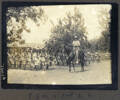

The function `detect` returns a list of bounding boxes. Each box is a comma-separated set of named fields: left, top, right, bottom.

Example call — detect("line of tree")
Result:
left=7, top=6, right=111, bottom=53
left=89, top=7, right=111, bottom=52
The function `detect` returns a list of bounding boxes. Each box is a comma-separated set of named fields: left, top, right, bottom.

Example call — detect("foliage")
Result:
left=7, top=6, right=47, bottom=46
left=45, top=8, right=88, bottom=57
left=97, top=7, right=111, bottom=52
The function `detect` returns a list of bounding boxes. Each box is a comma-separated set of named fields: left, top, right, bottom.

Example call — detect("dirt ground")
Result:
left=8, top=60, right=112, bottom=85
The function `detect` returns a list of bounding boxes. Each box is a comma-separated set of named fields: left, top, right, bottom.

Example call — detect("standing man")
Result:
left=80, top=49, right=85, bottom=72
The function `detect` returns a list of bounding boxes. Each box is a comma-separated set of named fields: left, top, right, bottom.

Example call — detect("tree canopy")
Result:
left=45, top=8, right=88, bottom=56
left=97, top=7, right=111, bottom=52
left=7, top=6, right=47, bottom=46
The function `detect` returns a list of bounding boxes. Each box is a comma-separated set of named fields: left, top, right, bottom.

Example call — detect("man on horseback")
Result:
left=66, top=35, right=81, bottom=72
left=67, top=35, right=86, bottom=72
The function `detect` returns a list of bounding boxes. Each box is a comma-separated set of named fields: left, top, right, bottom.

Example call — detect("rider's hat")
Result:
left=74, top=35, right=78, bottom=39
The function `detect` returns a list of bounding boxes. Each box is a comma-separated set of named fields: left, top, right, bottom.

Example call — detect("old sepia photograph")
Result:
left=2, top=2, right=118, bottom=89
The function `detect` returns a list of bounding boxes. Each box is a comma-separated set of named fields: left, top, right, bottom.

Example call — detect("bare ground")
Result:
left=8, top=60, right=111, bottom=85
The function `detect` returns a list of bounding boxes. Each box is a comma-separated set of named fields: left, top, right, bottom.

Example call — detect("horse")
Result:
left=67, top=50, right=76, bottom=72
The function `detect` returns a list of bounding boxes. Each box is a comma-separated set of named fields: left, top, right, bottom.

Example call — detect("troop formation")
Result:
left=7, top=46, right=101, bottom=72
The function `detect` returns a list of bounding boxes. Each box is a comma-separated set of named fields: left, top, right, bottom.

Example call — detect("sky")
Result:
left=20, top=4, right=111, bottom=44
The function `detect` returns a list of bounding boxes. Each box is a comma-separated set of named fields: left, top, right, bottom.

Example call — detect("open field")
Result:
left=8, top=60, right=111, bottom=85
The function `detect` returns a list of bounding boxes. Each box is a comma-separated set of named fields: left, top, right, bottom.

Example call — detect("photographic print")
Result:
left=1, top=2, right=118, bottom=89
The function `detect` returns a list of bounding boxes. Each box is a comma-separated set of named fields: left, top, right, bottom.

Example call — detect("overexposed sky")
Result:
left=21, top=4, right=111, bottom=44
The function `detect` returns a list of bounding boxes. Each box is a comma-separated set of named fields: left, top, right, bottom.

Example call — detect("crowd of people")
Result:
left=7, top=46, right=101, bottom=71
left=8, top=47, right=53, bottom=70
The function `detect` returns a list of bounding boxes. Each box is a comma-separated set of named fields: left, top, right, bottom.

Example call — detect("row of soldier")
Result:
left=7, top=47, right=101, bottom=70
left=7, top=47, right=54, bottom=70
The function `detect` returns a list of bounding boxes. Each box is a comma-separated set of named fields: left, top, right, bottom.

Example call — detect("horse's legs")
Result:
left=81, top=66, right=84, bottom=72
left=72, top=63, right=75, bottom=72
left=69, top=64, right=71, bottom=72
left=46, top=64, right=49, bottom=70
